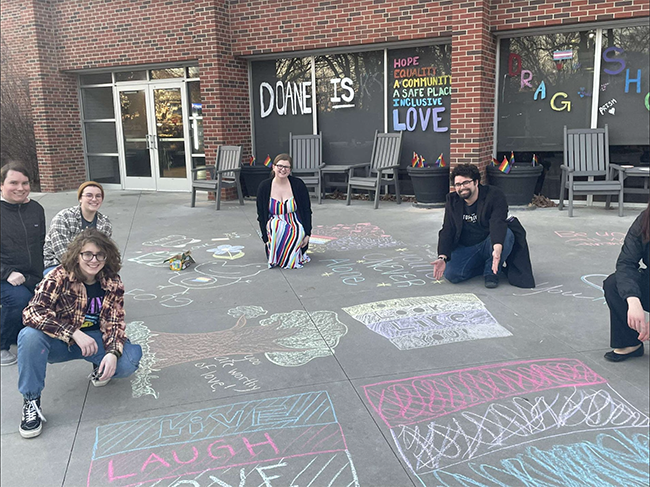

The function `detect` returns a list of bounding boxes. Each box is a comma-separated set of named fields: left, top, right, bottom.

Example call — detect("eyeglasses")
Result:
left=453, top=180, right=474, bottom=189
left=274, top=164, right=291, bottom=171
left=82, top=193, right=103, bottom=200
left=80, top=251, right=107, bottom=262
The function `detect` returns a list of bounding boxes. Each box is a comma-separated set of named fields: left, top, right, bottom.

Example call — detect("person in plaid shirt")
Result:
left=17, top=228, right=142, bottom=438
left=42, top=181, right=112, bottom=274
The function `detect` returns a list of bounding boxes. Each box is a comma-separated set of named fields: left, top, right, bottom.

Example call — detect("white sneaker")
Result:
left=1, top=350, right=17, bottom=366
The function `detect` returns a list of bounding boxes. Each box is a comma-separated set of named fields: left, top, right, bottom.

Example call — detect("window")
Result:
left=388, top=45, right=451, bottom=168
left=80, top=86, right=120, bottom=183
left=497, top=32, right=596, bottom=152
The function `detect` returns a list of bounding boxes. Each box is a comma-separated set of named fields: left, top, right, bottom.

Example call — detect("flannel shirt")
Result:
left=23, top=266, right=127, bottom=354
left=43, top=205, right=112, bottom=267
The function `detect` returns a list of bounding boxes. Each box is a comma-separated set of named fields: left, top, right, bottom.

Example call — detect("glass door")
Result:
left=118, top=86, right=155, bottom=190
left=151, top=84, right=190, bottom=191
left=117, top=82, right=191, bottom=191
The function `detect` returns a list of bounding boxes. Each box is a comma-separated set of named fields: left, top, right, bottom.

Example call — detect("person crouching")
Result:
left=17, top=228, right=142, bottom=438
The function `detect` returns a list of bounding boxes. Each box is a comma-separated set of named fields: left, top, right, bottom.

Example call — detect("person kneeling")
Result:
left=17, top=228, right=142, bottom=439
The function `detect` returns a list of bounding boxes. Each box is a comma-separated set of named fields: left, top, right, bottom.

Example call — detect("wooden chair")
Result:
left=289, top=132, right=325, bottom=204
left=346, top=131, right=403, bottom=209
left=559, top=125, right=623, bottom=217
left=190, top=145, right=244, bottom=210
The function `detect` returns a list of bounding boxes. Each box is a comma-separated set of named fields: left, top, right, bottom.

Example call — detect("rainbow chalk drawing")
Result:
left=309, top=222, right=404, bottom=253
left=126, top=307, right=348, bottom=399
left=343, top=294, right=511, bottom=350
left=87, top=391, right=360, bottom=487
left=363, top=359, right=650, bottom=486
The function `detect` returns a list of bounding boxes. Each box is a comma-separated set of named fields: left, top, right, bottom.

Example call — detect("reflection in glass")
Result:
left=497, top=32, right=595, bottom=151
left=188, top=81, right=203, bottom=116
left=115, top=71, right=147, bottom=82
left=599, top=25, right=650, bottom=147
left=187, top=66, right=200, bottom=78
left=150, top=68, right=185, bottom=79
left=85, top=122, right=118, bottom=153
left=120, top=91, right=152, bottom=177
left=190, top=118, right=204, bottom=153
left=315, top=52, right=384, bottom=165
left=154, top=88, right=186, bottom=178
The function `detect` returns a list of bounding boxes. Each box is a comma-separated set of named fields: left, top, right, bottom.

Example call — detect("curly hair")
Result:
left=61, top=228, right=121, bottom=281
left=450, top=163, right=481, bottom=183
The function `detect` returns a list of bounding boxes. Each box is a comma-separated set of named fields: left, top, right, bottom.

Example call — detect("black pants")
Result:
left=603, top=271, right=650, bottom=348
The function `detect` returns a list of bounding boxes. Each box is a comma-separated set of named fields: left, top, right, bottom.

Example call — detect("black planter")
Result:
left=407, top=166, right=450, bottom=204
left=486, top=164, right=544, bottom=205
left=240, top=165, right=272, bottom=197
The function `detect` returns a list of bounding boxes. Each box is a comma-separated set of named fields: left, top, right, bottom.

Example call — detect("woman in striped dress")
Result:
left=256, top=154, right=312, bottom=269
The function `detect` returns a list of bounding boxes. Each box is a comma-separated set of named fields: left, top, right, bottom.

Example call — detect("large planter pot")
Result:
left=407, top=166, right=450, bottom=205
left=240, top=165, right=272, bottom=197
left=486, top=164, right=543, bottom=206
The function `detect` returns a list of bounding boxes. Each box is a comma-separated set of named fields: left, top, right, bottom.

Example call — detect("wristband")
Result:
left=108, top=350, right=122, bottom=359
left=437, top=256, right=448, bottom=263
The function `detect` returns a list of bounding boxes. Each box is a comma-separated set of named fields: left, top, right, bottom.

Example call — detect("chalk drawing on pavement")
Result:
left=87, top=391, right=360, bottom=487
left=513, top=273, right=607, bottom=304
left=308, top=222, right=404, bottom=253
left=343, top=294, right=511, bottom=350
left=362, top=358, right=649, bottom=486
left=127, top=307, right=348, bottom=399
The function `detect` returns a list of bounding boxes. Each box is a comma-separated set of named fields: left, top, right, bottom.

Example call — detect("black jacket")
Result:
left=437, top=184, right=509, bottom=259
left=437, top=185, right=535, bottom=288
left=1, top=199, right=46, bottom=291
left=615, top=211, right=650, bottom=301
left=256, top=175, right=313, bottom=243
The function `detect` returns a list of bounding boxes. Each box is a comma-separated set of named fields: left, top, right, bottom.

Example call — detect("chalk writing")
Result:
left=343, top=294, right=511, bottom=350
left=319, top=249, right=435, bottom=287
left=87, top=391, right=360, bottom=486
left=554, top=230, right=625, bottom=247
left=309, top=223, right=403, bottom=253
left=195, top=358, right=261, bottom=393
left=362, top=359, right=649, bottom=486
left=513, top=273, right=607, bottom=304
left=127, top=308, right=348, bottom=398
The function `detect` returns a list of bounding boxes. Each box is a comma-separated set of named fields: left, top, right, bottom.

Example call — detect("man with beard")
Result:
left=432, top=164, right=515, bottom=289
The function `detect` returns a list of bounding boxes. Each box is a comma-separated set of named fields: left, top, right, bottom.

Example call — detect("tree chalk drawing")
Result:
left=126, top=307, right=348, bottom=399
left=363, top=359, right=649, bottom=486
left=343, top=294, right=511, bottom=350
left=87, top=391, right=360, bottom=487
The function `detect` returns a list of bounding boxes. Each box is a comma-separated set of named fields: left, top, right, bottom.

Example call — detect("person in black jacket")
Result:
left=1, top=162, right=46, bottom=366
left=433, top=164, right=516, bottom=289
left=256, top=154, right=312, bottom=269
left=603, top=200, right=650, bottom=362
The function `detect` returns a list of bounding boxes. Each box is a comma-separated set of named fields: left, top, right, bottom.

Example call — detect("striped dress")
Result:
left=266, top=197, right=310, bottom=269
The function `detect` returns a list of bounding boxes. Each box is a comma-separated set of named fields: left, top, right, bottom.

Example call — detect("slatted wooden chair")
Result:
left=345, top=131, right=403, bottom=209
left=559, top=125, right=623, bottom=217
left=190, top=145, right=244, bottom=210
left=289, top=132, right=325, bottom=204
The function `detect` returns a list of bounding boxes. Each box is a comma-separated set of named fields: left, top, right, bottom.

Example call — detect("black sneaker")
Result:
left=484, top=275, right=499, bottom=289
left=20, top=397, right=46, bottom=438
left=89, top=364, right=111, bottom=387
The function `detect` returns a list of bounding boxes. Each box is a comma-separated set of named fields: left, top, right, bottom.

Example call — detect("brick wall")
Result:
left=2, top=0, right=648, bottom=191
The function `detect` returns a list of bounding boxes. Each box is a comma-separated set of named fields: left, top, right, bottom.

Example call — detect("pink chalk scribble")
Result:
left=362, top=358, right=606, bottom=428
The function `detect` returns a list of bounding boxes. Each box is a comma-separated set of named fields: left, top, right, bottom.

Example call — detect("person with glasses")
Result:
left=16, top=228, right=142, bottom=438
left=433, top=163, right=533, bottom=289
left=1, top=163, right=46, bottom=367
left=256, top=154, right=312, bottom=269
left=42, top=181, right=112, bottom=275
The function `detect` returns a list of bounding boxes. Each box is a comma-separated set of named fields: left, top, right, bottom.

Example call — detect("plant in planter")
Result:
left=486, top=152, right=543, bottom=206
left=240, top=154, right=272, bottom=197
left=406, top=152, right=450, bottom=206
